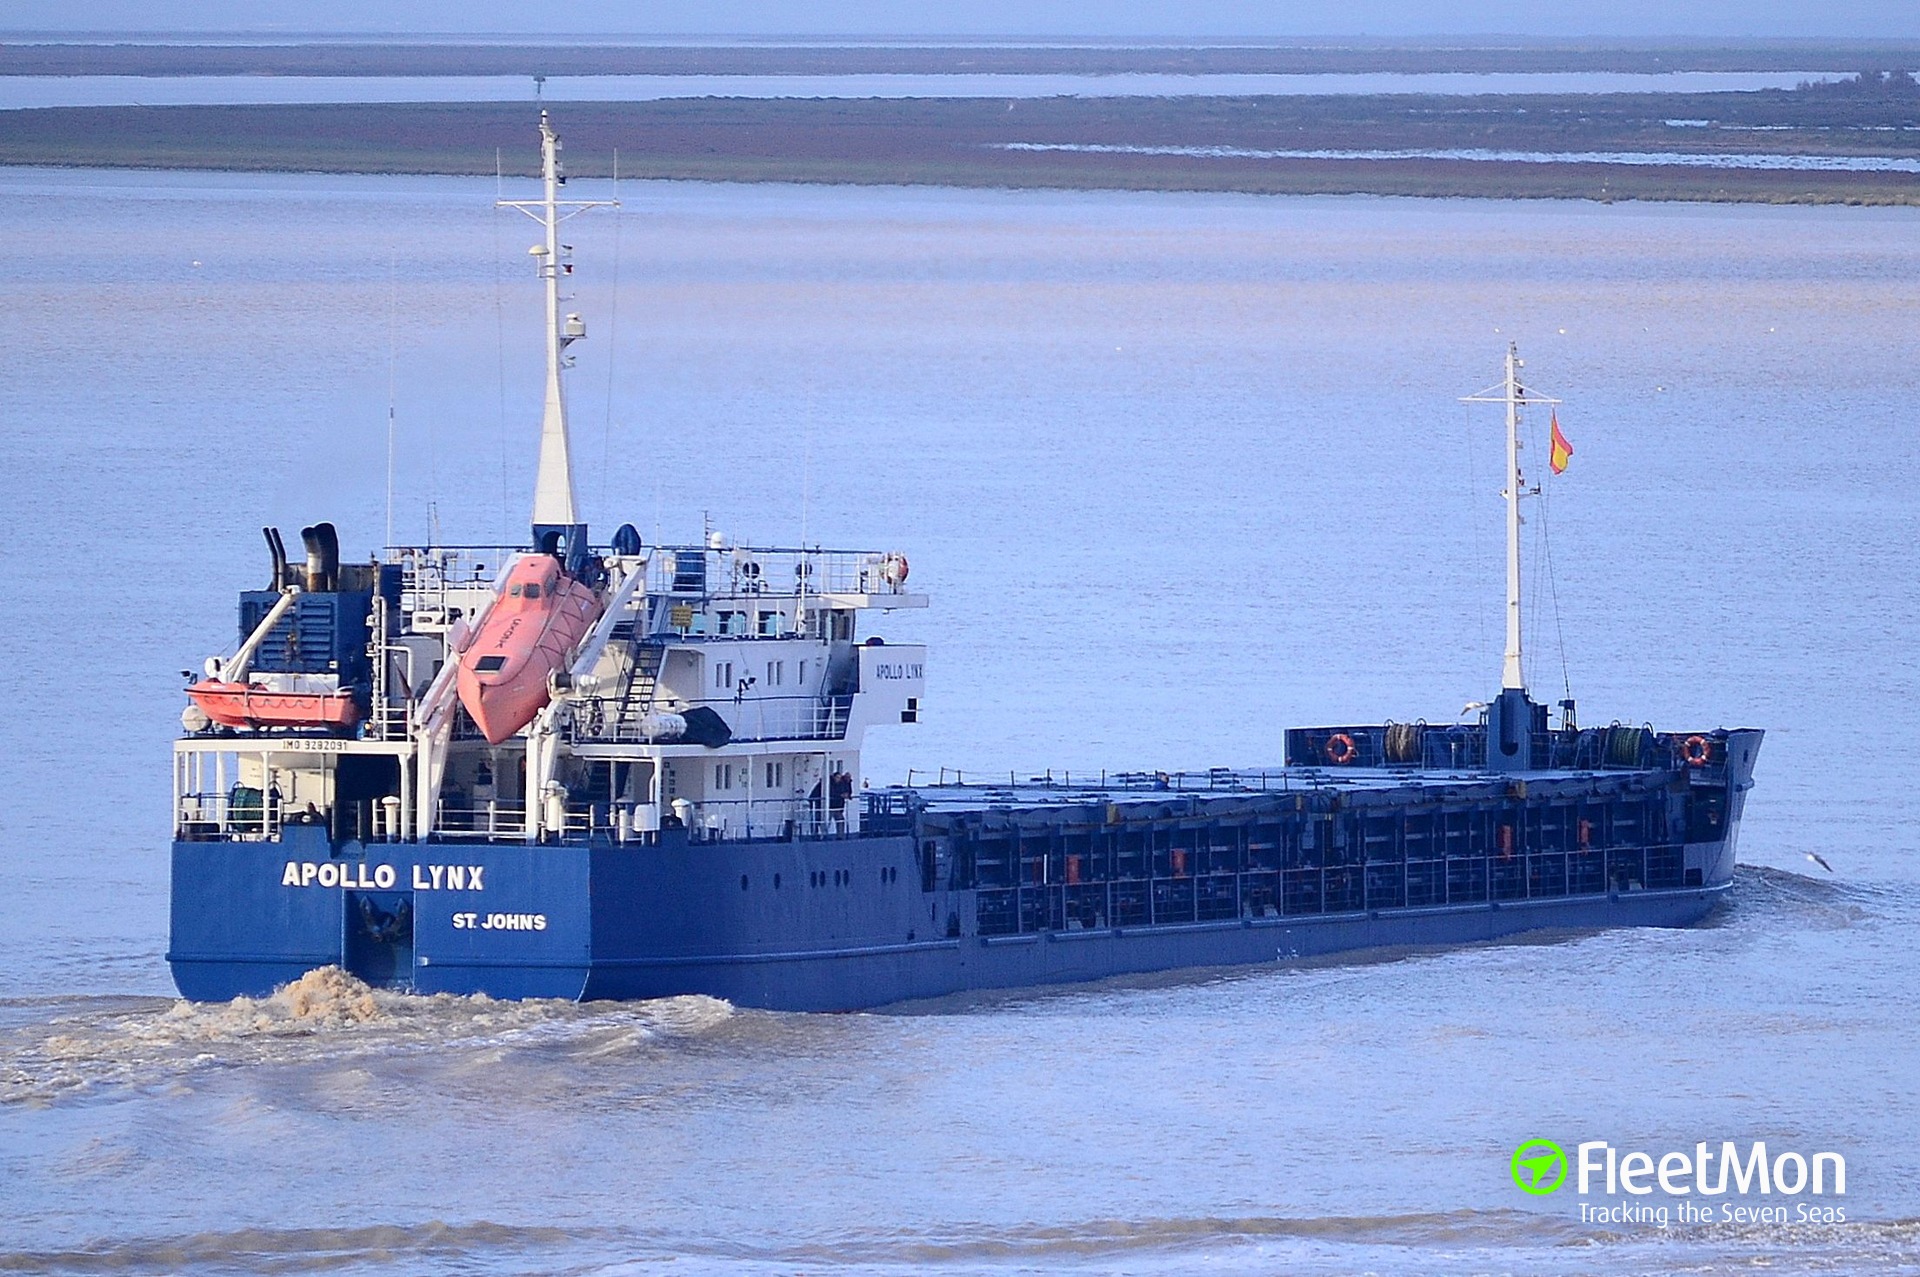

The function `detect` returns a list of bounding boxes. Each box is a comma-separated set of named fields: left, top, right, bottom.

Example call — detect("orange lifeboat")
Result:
left=187, top=680, right=361, bottom=731
left=456, top=555, right=603, bottom=744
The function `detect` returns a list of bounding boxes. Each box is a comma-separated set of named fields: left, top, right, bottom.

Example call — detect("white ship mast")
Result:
left=1462, top=344, right=1559, bottom=693
left=497, top=111, right=617, bottom=532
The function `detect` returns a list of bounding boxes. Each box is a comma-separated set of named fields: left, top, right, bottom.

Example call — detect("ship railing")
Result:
left=641, top=545, right=912, bottom=602
left=364, top=623, right=418, bottom=741
left=551, top=801, right=663, bottom=844
left=433, top=801, right=529, bottom=841
left=430, top=801, right=670, bottom=844
left=176, top=789, right=341, bottom=841
left=564, top=694, right=851, bottom=745
left=1286, top=722, right=1680, bottom=773
left=1545, top=724, right=1666, bottom=770
left=1653, top=729, right=1729, bottom=772
left=862, top=789, right=919, bottom=835
left=384, top=542, right=914, bottom=605
left=387, top=546, right=506, bottom=597
left=903, top=768, right=1301, bottom=793
left=1286, top=725, right=1488, bottom=771
left=365, top=699, right=412, bottom=742
left=176, top=789, right=280, bottom=841
left=678, top=797, right=863, bottom=843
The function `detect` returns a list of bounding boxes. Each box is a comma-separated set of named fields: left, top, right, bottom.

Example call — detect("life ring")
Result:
left=1325, top=733, right=1358, bottom=765
left=1682, top=734, right=1712, bottom=767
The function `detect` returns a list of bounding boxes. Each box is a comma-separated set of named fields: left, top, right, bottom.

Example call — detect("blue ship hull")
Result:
left=168, top=828, right=1729, bottom=1011
left=170, top=730, right=1758, bottom=1011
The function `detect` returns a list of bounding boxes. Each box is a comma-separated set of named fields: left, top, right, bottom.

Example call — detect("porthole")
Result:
left=774, top=873, right=782, bottom=889
left=740, top=875, right=749, bottom=891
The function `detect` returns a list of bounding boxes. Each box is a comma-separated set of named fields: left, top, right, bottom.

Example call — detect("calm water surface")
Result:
left=0, top=170, right=1917, bottom=1274
left=997, top=140, right=1920, bottom=170
left=0, top=69, right=1842, bottom=109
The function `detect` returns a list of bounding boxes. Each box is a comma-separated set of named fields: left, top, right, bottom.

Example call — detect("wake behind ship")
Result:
left=168, top=115, right=1761, bottom=1012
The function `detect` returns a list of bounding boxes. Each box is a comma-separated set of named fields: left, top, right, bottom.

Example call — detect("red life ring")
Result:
left=1325, top=733, right=1358, bottom=765
left=1682, top=735, right=1712, bottom=767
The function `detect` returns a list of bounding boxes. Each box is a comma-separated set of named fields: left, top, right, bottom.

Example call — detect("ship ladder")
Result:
left=612, top=637, right=665, bottom=740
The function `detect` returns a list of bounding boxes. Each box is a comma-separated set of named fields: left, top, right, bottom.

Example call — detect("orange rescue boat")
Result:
left=187, top=680, right=362, bottom=731
left=456, top=554, right=603, bottom=744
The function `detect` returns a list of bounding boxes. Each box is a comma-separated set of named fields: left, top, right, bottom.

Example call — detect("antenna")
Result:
left=1461, top=344, right=1560, bottom=693
left=497, top=111, right=618, bottom=540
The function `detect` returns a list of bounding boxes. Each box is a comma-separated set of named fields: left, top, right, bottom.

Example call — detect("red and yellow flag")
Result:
left=1549, top=410, right=1573, bottom=474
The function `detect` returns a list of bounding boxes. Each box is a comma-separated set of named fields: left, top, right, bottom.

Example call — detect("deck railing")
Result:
left=385, top=542, right=914, bottom=604
left=563, top=694, right=851, bottom=745
left=1283, top=722, right=1713, bottom=773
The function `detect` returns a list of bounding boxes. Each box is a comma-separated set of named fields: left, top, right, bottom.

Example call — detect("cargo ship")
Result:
left=167, top=115, right=1761, bottom=1011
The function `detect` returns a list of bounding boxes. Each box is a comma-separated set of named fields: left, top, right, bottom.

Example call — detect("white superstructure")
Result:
left=172, top=113, right=927, bottom=849
left=407, top=540, right=925, bottom=843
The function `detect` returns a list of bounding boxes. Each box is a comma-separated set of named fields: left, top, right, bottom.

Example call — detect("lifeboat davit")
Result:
left=186, top=681, right=361, bottom=731
left=456, top=554, right=603, bottom=745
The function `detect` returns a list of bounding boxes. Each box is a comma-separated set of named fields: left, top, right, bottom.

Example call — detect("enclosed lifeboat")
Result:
left=456, top=554, right=603, bottom=744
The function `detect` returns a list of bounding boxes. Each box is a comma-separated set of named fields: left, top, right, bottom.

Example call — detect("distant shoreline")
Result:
left=3, top=91, right=1916, bottom=205
left=2, top=39, right=1918, bottom=78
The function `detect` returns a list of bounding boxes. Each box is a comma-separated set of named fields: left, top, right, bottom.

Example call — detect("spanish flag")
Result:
left=1549, top=410, right=1573, bottom=475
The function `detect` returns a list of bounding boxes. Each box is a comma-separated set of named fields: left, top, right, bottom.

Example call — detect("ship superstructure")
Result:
left=167, top=116, right=1759, bottom=1010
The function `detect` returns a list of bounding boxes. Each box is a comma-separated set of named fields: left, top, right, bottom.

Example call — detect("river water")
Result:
left=1, top=168, right=1917, bottom=1274
left=0, top=69, right=1841, bottom=110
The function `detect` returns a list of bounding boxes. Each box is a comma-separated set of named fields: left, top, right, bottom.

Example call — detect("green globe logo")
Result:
left=1511, top=1139, right=1568, bottom=1195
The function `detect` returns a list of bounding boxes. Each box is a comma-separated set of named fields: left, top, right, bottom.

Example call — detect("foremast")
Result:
left=1462, top=344, right=1560, bottom=769
left=497, top=110, right=616, bottom=542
